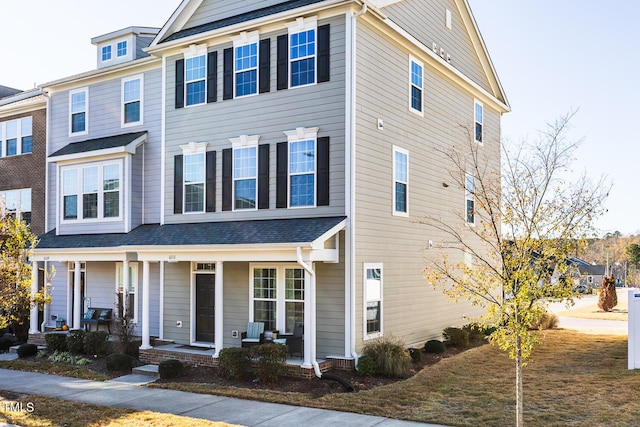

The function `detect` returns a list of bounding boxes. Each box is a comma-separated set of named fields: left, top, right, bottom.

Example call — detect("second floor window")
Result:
left=393, top=147, right=408, bottom=215
left=70, top=88, right=88, bottom=134
left=466, top=173, right=475, bottom=224
left=234, top=146, right=257, bottom=210
left=0, top=117, right=32, bottom=157
left=183, top=152, right=205, bottom=213
left=410, top=57, right=423, bottom=114
left=289, top=139, right=315, bottom=207
left=122, top=76, right=142, bottom=125
left=61, top=161, right=121, bottom=221
left=290, top=28, right=316, bottom=87
left=185, top=55, right=206, bottom=106
left=0, top=188, right=31, bottom=225
left=235, top=43, right=258, bottom=97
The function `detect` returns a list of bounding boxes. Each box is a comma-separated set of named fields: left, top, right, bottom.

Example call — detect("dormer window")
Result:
left=102, top=46, right=112, bottom=61
left=117, top=41, right=127, bottom=57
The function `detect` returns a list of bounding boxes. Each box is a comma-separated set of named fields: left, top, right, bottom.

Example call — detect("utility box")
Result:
left=628, top=289, right=640, bottom=369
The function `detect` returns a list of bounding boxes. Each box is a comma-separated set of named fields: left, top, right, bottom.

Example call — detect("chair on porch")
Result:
left=241, top=322, right=265, bottom=348
left=288, top=323, right=303, bottom=358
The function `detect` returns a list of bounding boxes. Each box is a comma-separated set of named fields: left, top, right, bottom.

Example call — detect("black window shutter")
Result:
left=222, top=148, right=232, bottom=211
left=206, top=151, right=216, bottom=212
left=174, top=155, right=183, bottom=214
left=223, top=48, right=233, bottom=100
left=317, top=25, right=330, bottom=83
left=175, top=59, right=184, bottom=109
left=276, top=34, right=288, bottom=90
left=258, top=144, right=270, bottom=209
left=317, top=137, right=330, bottom=206
left=276, top=142, right=288, bottom=208
left=207, top=51, right=217, bottom=103
left=259, top=39, right=271, bottom=94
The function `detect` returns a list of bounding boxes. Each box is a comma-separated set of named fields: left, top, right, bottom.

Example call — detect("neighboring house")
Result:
left=31, top=0, right=509, bottom=374
left=0, top=85, right=22, bottom=100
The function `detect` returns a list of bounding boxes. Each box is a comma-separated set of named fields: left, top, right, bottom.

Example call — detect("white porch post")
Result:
left=29, top=261, right=39, bottom=333
left=302, top=264, right=316, bottom=368
left=122, top=260, right=129, bottom=317
left=73, top=261, right=82, bottom=329
left=159, top=261, right=165, bottom=340
left=140, top=261, right=151, bottom=349
left=214, top=261, right=223, bottom=357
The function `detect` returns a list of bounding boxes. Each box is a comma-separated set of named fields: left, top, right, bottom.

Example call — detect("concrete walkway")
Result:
left=0, top=368, right=444, bottom=427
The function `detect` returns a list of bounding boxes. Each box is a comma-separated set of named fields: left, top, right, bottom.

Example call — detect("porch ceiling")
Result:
left=32, top=216, right=346, bottom=262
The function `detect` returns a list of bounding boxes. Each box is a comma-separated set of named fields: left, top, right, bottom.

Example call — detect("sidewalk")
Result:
left=0, top=368, right=444, bottom=427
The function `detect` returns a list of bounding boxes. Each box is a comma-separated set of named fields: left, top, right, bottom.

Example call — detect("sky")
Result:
left=1, top=1, right=637, bottom=235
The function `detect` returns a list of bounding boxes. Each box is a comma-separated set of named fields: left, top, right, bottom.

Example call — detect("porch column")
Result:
left=214, top=261, right=223, bottom=357
left=122, top=260, right=129, bottom=317
left=302, top=264, right=316, bottom=368
left=159, top=261, right=165, bottom=340
left=29, top=261, right=39, bottom=333
left=140, top=261, right=151, bottom=349
left=73, top=261, right=82, bottom=329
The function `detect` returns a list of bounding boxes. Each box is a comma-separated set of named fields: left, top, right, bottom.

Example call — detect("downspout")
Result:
left=348, top=1, right=368, bottom=366
left=296, top=246, right=322, bottom=378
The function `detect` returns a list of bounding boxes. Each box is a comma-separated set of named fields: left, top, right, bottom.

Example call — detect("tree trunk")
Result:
left=516, top=334, right=524, bottom=427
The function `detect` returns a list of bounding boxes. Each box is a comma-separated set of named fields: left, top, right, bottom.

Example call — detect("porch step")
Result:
left=132, top=364, right=160, bottom=378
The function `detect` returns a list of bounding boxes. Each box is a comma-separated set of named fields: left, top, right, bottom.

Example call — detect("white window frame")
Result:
left=363, top=263, right=383, bottom=340
left=117, top=40, right=127, bottom=57
left=474, top=100, right=483, bottom=144
left=465, top=172, right=475, bottom=225
left=286, top=16, right=318, bottom=88
left=0, top=117, right=32, bottom=158
left=249, top=264, right=306, bottom=335
left=101, top=45, right=112, bottom=62
left=69, top=87, right=89, bottom=136
left=409, top=56, right=424, bottom=116
left=182, top=44, right=208, bottom=107
left=121, top=74, right=144, bottom=127
left=59, top=159, right=123, bottom=223
left=285, top=127, right=318, bottom=208
left=232, top=31, right=259, bottom=98
left=230, top=135, right=260, bottom=211
left=180, top=142, right=208, bottom=213
left=392, top=146, right=409, bottom=217
left=0, top=188, right=31, bottom=223
left=116, top=263, right=138, bottom=324
left=445, top=9, right=452, bottom=30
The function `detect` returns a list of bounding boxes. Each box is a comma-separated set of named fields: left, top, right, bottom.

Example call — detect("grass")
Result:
left=152, top=330, right=640, bottom=426
left=0, top=393, right=242, bottom=427
left=0, top=359, right=111, bottom=381
left=558, top=305, right=628, bottom=321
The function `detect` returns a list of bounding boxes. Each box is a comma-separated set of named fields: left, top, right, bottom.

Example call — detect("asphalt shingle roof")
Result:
left=36, top=216, right=346, bottom=249
left=161, top=0, right=326, bottom=43
left=49, top=131, right=147, bottom=158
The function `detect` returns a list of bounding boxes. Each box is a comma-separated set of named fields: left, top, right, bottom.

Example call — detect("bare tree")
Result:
left=423, top=111, right=610, bottom=426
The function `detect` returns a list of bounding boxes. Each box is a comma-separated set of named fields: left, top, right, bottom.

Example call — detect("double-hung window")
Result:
left=69, top=87, right=88, bottom=135
left=364, top=264, right=383, bottom=338
left=289, top=139, right=315, bottom=207
left=233, top=145, right=257, bottom=210
left=117, top=41, right=127, bottom=57
left=183, top=152, right=205, bottom=213
left=288, top=18, right=317, bottom=87
left=21, top=117, right=32, bottom=154
left=251, top=265, right=305, bottom=334
left=122, top=75, right=143, bottom=126
left=474, top=100, right=483, bottom=144
left=393, top=146, right=408, bottom=215
left=0, top=188, right=31, bottom=224
left=409, top=56, right=423, bottom=115
left=185, top=53, right=206, bottom=106
left=5, top=120, right=17, bottom=156
left=465, top=173, right=475, bottom=225
left=0, top=117, right=31, bottom=157
left=234, top=33, right=258, bottom=97
left=61, top=161, right=121, bottom=222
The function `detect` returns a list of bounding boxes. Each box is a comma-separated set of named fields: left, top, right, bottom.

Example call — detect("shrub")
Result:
left=17, top=343, right=38, bottom=358
left=158, top=359, right=185, bottom=379
left=424, top=340, right=446, bottom=354
left=355, top=355, right=376, bottom=376
left=105, top=353, right=132, bottom=372
left=598, top=275, right=617, bottom=312
left=408, top=347, right=423, bottom=363
left=250, top=343, right=287, bottom=384
left=45, top=333, right=68, bottom=353
left=361, top=335, right=412, bottom=378
left=443, top=327, right=469, bottom=349
left=0, top=338, right=12, bottom=352
left=48, top=351, right=91, bottom=366
left=85, top=331, right=110, bottom=356
left=66, top=330, right=86, bottom=354
left=530, top=312, right=559, bottom=330
left=218, top=347, right=250, bottom=380
left=463, top=323, right=488, bottom=342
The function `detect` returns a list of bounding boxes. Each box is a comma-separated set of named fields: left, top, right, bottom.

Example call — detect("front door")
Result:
left=195, top=274, right=215, bottom=342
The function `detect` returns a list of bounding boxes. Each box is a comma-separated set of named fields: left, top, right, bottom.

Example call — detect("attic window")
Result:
left=102, top=46, right=112, bottom=61
left=445, top=9, right=452, bottom=30
left=117, top=41, right=127, bottom=57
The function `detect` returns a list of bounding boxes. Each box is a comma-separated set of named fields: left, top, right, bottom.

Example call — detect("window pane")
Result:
left=289, top=140, right=315, bottom=173
left=185, top=55, right=206, bottom=81
left=103, top=164, right=120, bottom=191
left=72, top=112, right=85, bottom=133
left=104, top=191, right=119, bottom=218
left=83, top=167, right=99, bottom=193
left=6, top=139, right=17, bottom=156
left=367, top=301, right=381, bottom=334
left=466, top=199, right=474, bottom=224
left=236, top=70, right=257, bottom=97
left=285, top=302, right=304, bottom=334
left=411, top=86, right=422, bottom=111
left=186, top=81, right=205, bottom=105
left=285, top=268, right=304, bottom=300
left=124, top=102, right=140, bottom=123
left=64, top=195, right=77, bottom=219
left=21, top=136, right=32, bottom=154
left=21, top=117, right=32, bottom=136
left=291, top=58, right=315, bottom=87
left=233, top=147, right=257, bottom=179
left=395, top=182, right=406, bottom=213
left=117, top=41, right=127, bottom=57
left=411, top=61, right=422, bottom=88
left=5, top=120, right=17, bottom=139
left=290, top=174, right=314, bottom=207
left=254, top=301, right=276, bottom=332
left=475, top=122, right=483, bottom=143
left=124, top=79, right=140, bottom=102
left=184, top=153, right=205, bottom=183
left=235, top=179, right=256, bottom=209
left=395, top=151, right=407, bottom=182
left=71, top=92, right=85, bottom=113
left=184, top=183, right=204, bottom=212
left=253, top=268, right=276, bottom=299
left=63, top=170, right=77, bottom=194
left=19, top=189, right=31, bottom=212
left=83, top=193, right=98, bottom=218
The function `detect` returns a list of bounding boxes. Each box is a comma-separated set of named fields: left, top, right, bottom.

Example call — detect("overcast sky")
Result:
left=1, top=0, right=637, bottom=235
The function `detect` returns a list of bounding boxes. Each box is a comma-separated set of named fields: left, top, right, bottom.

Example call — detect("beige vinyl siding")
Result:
left=352, top=20, right=499, bottom=349
left=381, top=0, right=492, bottom=93
left=162, top=262, right=191, bottom=344
left=184, top=0, right=291, bottom=29
left=164, top=17, right=346, bottom=223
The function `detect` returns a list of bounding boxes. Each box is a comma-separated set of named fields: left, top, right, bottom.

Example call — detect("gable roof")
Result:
left=48, top=131, right=147, bottom=162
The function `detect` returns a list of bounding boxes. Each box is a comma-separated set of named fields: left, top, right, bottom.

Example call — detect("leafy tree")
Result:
left=0, top=213, right=48, bottom=341
left=424, top=112, right=609, bottom=426
left=626, top=243, right=640, bottom=269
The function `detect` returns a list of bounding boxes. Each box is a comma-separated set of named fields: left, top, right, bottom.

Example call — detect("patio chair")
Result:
left=241, top=322, right=265, bottom=348
left=288, top=324, right=303, bottom=357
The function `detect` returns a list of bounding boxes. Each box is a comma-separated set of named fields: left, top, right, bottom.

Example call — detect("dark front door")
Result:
left=196, top=274, right=215, bottom=342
